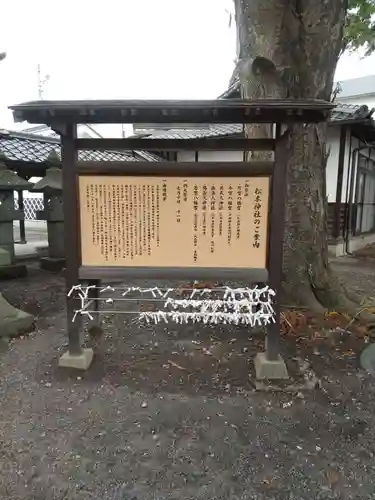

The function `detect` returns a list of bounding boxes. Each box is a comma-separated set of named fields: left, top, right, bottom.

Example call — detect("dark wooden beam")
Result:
left=333, top=126, right=347, bottom=239
left=79, top=266, right=268, bottom=282
left=75, top=137, right=275, bottom=151
left=10, top=98, right=334, bottom=125
left=76, top=161, right=274, bottom=176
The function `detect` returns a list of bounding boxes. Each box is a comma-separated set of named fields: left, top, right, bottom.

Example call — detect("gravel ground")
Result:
left=0, top=258, right=374, bottom=500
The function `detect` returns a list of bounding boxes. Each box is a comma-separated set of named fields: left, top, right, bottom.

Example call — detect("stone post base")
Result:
left=0, top=263, right=28, bottom=280
left=40, top=257, right=65, bottom=272
left=0, top=248, right=27, bottom=279
left=254, top=352, right=289, bottom=380
left=0, top=293, right=34, bottom=337
left=58, top=348, right=94, bottom=370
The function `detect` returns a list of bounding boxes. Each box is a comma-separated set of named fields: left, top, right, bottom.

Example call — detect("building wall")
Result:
left=177, top=150, right=243, bottom=162
left=326, top=127, right=341, bottom=202
left=336, top=95, right=375, bottom=109
left=177, top=128, right=343, bottom=203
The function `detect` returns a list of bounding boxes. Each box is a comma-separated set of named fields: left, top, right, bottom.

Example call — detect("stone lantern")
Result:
left=0, top=152, right=32, bottom=278
left=31, top=151, right=65, bottom=271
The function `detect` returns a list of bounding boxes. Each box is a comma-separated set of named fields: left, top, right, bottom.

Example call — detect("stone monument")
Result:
left=32, top=151, right=65, bottom=272
left=0, top=152, right=31, bottom=278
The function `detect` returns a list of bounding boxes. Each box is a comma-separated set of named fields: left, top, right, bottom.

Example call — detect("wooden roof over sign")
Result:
left=10, top=99, right=335, bottom=125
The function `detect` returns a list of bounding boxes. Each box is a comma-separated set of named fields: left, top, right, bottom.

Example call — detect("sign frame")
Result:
left=9, top=98, right=333, bottom=373
left=76, top=162, right=272, bottom=282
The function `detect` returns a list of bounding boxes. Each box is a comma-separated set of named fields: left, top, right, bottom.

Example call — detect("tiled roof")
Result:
left=20, top=124, right=59, bottom=138
left=0, top=130, right=162, bottom=163
left=135, top=124, right=244, bottom=140
left=20, top=124, right=163, bottom=162
left=330, top=103, right=373, bottom=122
left=133, top=149, right=166, bottom=161
left=218, top=79, right=375, bottom=121
left=135, top=102, right=374, bottom=141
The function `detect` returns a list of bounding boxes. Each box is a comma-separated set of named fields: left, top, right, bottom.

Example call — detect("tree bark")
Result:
left=233, top=0, right=356, bottom=312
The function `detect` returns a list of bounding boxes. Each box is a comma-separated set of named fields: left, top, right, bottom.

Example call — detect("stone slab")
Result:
left=0, top=293, right=34, bottom=337
left=0, top=248, right=11, bottom=266
left=360, top=343, right=375, bottom=377
left=58, top=348, right=94, bottom=370
left=0, top=263, right=27, bottom=280
left=254, top=352, right=289, bottom=380
left=40, top=256, right=65, bottom=272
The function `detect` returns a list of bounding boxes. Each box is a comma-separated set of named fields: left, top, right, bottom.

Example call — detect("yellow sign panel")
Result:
left=78, top=176, right=269, bottom=268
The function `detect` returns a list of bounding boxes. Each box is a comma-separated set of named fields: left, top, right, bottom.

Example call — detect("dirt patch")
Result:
left=0, top=260, right=375, bottom=499
left=353, top=243, right=375, bottom=259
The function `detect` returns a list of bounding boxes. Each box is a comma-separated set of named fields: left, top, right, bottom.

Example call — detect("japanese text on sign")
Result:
left=79, top=176, right=270, bottom=268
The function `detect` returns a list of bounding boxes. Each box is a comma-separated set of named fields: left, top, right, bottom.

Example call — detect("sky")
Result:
left=0, top=0, right=374, bottom=131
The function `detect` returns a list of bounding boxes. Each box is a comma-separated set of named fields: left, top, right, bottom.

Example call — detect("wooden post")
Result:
left=60, top=123, right=82, bottom=356
left=266, top=129, right=288, bottom=361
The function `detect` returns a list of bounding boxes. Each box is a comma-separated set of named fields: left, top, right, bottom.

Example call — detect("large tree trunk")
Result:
left=233, top=0, right=356, bottom=312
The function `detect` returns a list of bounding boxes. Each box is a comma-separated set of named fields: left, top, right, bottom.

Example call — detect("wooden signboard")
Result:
left=78, top=176, right=270, bottom=269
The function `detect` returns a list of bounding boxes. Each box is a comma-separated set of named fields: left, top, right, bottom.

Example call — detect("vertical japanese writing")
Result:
left=151, top=185, right=155, bottom=240
left=138, top=185, right=143, bottom=256
left=82, top=177, right=267, bottom=267
left=253, top=187, right=263, bottom=249
left=236, top=184, right=242, bottom=240
left=156, top=185, right=160, bottom=246
left=227, top=184, right=233, bottom=245
left=162, top=179, right=167, bottom=202
left=110, top=184, right=115, bottom=260
left=193, top=183, right=198, bottom=262
left=120, top=184, right=126, bottom=258
left=244, top=180, right=250, bottom=198
left=142, top=185, right=147, bottom=254
left=133, top=185, right=138, bottom=256
left=147, top=184, right=152, bottom=255
left=95, top=185, right=100, bottom=249
left=210, top=184, right=216, bottom=254
left=125, top=185, right=130, bottom=258
left=103, top=185, right=109, bottom=261
left=86, top=184, right=101, bottom=247
left=115, top=184, right=120, bottom=259
left=129, top=185, right=134, bottom=259
left=85, top=185, right=92, bottom=243
left=176, top=184, right=181, bottom=223
left=183, top=180, right=188, bottom=202
left=202, top=184, right=208, bottom=235
left=106, top=185, right=110, bottom=257
left=218, top=184, right=224, bottom=237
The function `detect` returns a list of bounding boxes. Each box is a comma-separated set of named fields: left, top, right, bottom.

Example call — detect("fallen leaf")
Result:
left=326, top=470, right=340, bottom=488
left=168, top=360, right=187, bottom=371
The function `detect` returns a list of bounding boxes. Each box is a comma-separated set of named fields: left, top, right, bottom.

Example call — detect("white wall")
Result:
left=177, top=151, right=195, bottom=162
left=326, top=127, right=340, bottom=202
left=177, top=150, right=243, bottom=162
left=198, top=151, right=243, bottom=162
left=326, top=126, right=356, bottom=204
left=177, top=131, right=343, bottom=203
left=336, top=95, right=375, bottom=110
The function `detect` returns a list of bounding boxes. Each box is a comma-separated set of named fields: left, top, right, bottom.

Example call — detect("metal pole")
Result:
left=17, top=190, right=26, bottom=244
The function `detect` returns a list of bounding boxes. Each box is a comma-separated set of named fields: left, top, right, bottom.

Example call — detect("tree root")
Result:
left=310, top=272, right=375, bottom=323
left=342, top=286, right=363, bottom=305
left=282, top=279, right=326, bottom=315
left=299, top=287, right=327, bottom=315
left=283, top=266, right=375, bottom=324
